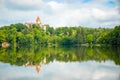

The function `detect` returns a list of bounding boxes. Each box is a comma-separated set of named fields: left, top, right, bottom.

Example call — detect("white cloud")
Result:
left=115, top=0, right=120, bottom=12
left=0, top=0, right=120, bottom=28
left=92, top=8, right=119, bottom=20
left=2, top=0, right=45, bottom=11
left=47, top=1, right=65, bottom=10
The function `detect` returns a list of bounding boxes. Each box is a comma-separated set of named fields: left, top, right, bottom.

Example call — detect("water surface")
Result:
left=0, top=46, right=120, bottom=80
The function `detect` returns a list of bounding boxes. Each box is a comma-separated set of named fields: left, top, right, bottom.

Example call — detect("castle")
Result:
left=25, top=16, right=46, bottom=30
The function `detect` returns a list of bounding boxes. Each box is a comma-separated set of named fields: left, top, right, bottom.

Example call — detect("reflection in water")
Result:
left=0, top=46, right=120, bottom=66
left=24, top=58, right=46, bottom=73
left=0, top=46, right=120, bottom=80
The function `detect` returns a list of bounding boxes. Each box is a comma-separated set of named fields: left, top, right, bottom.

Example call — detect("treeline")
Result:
left=0, top=23, right=120, bottom=47
left=99, top=25, right=120, bottom=45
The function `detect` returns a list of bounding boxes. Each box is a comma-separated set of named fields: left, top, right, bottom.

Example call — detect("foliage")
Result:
left=86, top=34, right=93, bottom=45
left=0, top=23, right=119, bottom=47
left=99, top=25, right=120, bottom=45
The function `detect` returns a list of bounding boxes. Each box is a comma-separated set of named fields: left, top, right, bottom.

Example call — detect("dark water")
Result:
left=0, top=46, right=120, bottom=80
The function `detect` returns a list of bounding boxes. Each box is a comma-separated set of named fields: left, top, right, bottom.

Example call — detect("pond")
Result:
left=0, top=46, right=120, bottom=80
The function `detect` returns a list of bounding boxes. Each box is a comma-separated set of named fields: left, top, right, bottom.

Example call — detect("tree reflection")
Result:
left=0, top=46, right=120, bottom=67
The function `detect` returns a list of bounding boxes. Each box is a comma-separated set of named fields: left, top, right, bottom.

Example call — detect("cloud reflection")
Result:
left=0, top=60, right=120, bottom=80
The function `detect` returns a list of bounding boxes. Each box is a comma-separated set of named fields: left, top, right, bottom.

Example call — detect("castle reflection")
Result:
left=24, top=58, right=46, bottom=73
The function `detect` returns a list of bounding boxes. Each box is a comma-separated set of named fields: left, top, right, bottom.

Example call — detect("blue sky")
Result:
left=0, top=0, right=120, bottom=28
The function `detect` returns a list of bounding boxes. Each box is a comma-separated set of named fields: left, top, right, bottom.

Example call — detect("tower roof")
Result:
left=36, top=16, right=40, bottom=22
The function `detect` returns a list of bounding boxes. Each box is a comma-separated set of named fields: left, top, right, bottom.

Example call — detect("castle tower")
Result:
left=36, top=16, right=41, bottom=24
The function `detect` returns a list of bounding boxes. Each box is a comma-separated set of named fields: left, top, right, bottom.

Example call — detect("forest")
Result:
left=0, top=23, right=120, bottom=47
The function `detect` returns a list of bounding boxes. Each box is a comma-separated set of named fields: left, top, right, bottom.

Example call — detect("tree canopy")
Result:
left=0, top=23, right=120, bottom=47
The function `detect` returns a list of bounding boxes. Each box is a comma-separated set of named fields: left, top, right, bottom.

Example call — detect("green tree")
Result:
left=0, top=30, right=6, bottom=43
left=60, top=36, right=74, bottom=45
left=86, top=34, right=93, bottom=45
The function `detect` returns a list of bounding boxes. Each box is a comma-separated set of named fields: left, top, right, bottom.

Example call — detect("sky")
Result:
left=0, top=0, right=120, bottom=28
